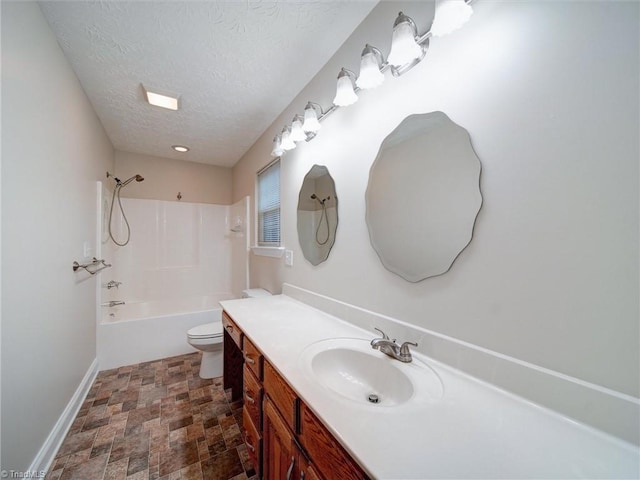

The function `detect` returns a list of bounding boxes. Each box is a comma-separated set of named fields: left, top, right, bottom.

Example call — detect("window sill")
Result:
left=251, top=246, right=285, bottom=258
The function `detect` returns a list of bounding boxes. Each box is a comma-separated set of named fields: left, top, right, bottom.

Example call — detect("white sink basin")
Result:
left=300, top=337, right=443, bottom=406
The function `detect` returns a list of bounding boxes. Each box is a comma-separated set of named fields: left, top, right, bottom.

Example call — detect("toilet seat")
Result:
left=187, top=322, right=223, bottom=339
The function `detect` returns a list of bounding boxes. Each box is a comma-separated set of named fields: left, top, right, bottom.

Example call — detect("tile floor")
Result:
left=46, top=352, right=257, bottom=480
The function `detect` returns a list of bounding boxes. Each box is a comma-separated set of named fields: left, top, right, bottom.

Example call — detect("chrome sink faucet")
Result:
left=370, top=328, right=418, bottom=363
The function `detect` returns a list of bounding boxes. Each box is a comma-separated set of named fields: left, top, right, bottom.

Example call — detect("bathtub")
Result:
left=97, top=294, right=233, bottom=370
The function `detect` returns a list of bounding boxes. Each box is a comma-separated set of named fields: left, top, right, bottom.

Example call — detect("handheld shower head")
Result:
left=120, top=174, right=145, bottom=187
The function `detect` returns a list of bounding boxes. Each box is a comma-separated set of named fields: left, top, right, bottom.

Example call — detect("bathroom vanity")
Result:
left=221, top=293, right=639, bottom=479
left=222, top=310, right=365, bottom=479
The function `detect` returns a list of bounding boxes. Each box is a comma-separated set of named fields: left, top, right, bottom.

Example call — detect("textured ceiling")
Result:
left=39, top=1, right=377, bottom=167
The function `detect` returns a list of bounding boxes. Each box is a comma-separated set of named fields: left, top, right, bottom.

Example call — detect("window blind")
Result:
left=257, top=160, right=280, bottom=245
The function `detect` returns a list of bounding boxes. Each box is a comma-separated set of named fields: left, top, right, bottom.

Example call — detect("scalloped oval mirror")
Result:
left=366, top=112, right=482, bottom=282
left=297, top=165, right=339, bottom=266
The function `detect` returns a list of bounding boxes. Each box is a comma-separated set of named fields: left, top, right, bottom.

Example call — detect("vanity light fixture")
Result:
left=290, top=115, right=307, bottom=142
left=271, top=134, right=284, bottom=157
left=431, top=0, right=473, bottom=37
left=281, top=126, right=296, bottom=151
left=303, top=102, right=323, bottom=133
left=356, top=44, right=386, bottom=90
left=269, top=1, right=475, bottom=158
left=172, top=145, right=189, bottom=152
left=142, top=85, right=179, bottom=111
left=387, top=12, right=426, bottom=68
left=333, top=68, right=359, bottom=107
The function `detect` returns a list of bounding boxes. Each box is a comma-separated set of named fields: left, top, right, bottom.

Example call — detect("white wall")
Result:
left=1, top=2, right=114, bottom=471
left=232, top=0, right=639, bottom=415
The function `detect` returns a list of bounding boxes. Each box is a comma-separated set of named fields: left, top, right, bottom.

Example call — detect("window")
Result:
left=257, top=159, right=280, bottom=246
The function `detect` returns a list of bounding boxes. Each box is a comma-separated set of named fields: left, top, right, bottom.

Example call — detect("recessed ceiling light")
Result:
left=172, top=145, right=190, bottom=153
left=142, top=85, right=179, bottom=111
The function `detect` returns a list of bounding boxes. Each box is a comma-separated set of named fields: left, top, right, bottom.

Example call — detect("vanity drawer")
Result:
left=299, top=402, right=367, bottom=480
left=243, top=336, right=263, bottom=380
left=243, top=406, right=262, bottom=477
left=243, top=364, right=263, bottom=429
left=264, top=361, right=298, bottom=433
left=222, top=311, right=243, bottom=348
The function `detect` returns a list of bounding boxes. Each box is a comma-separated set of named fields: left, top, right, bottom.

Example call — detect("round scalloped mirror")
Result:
left=297, top=165, right=339, bottom=266
left=366, top=112, right=482, bottom=282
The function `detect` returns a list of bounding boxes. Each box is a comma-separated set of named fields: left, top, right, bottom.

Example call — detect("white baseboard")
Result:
left=29, top=358, right=99, bottom=474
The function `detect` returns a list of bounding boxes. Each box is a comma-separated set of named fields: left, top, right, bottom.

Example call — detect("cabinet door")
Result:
left=242, top=407, right=262, bottom=478
left=299, top=403, right=366, bottom=480
left=297, top=447, right=323, bottom=480
left=263, top=397, right=297, bottom=480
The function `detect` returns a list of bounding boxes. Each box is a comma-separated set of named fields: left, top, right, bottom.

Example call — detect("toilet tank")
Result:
left=241, top=288, right=272, bottom=298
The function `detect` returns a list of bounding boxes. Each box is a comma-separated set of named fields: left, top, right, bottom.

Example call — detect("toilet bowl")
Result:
left=187, top=289, right=272, bottom=379
left=187, top=322, right=224, bottom=379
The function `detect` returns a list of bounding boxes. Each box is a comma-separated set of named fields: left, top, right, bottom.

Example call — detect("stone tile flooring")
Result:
left=46, top=352, right=256, bottom=480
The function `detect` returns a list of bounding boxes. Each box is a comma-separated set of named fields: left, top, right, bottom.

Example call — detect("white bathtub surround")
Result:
left=97, top=297, right=226, bottom=370
left=95, top=195, right=251, bottom=369
left=106, top=198, right=234, bottom=303
left=220, top=293, right=640, bottom=479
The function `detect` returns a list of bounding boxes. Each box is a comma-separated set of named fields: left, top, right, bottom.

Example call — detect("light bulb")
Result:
left=281, top=127, right=296, bottom=151
left=431, top=0, right=473, bottom=37
left=303, top=103, right=322, bottom=132
left=387, top=13, right=422, bottom=67
left=271, top=135, right=284, bottom=157
left=290, top=115, right=307, bottom=142
left=356, top=51, right=385, bottom=90
left=333, top=69, right=358, bottom=107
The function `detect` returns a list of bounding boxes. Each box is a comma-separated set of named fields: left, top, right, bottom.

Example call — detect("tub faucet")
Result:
left=104, top=280, right=121, bottom=290
left=370, top=328, right=417, bottom=363
left=101, top=300, right=125, bottom=307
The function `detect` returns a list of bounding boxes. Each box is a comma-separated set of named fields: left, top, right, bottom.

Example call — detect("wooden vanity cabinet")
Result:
left=263, top=397, right=322, bottom=480
left=223, top=309, right=368, bottom=480
left=299, top=402, right=365, bottom=480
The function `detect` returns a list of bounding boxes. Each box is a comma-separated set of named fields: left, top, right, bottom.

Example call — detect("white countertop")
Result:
left=220, top=295, right=639, bottom=479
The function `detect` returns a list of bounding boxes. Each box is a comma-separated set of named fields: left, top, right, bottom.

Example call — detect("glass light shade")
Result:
left=281, top=128, right=296, bottom=151
left=333, top=74, right=358, bottom=107
left=303, top=105, right=322, bottom=132
left=387, top=20, right=422, bottom=67
left=290, top=115, right=307, bottom=142
left=356, top=52, right=385, bottom=90
left=431, top=0, right=473, bottom=37
left=271, top=135, right=284, bottom=157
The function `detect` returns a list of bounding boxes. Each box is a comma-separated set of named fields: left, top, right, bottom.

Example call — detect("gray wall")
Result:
left=232, top=0, right=639, bottom=412
left=1, top=2, right=114, bottom=470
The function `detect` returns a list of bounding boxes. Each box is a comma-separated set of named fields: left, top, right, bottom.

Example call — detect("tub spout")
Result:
left=101, top=301, right=125, bottom=307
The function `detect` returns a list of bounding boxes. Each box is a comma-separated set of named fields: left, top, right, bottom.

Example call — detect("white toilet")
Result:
left=187, top=288, right=271, bottom=379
